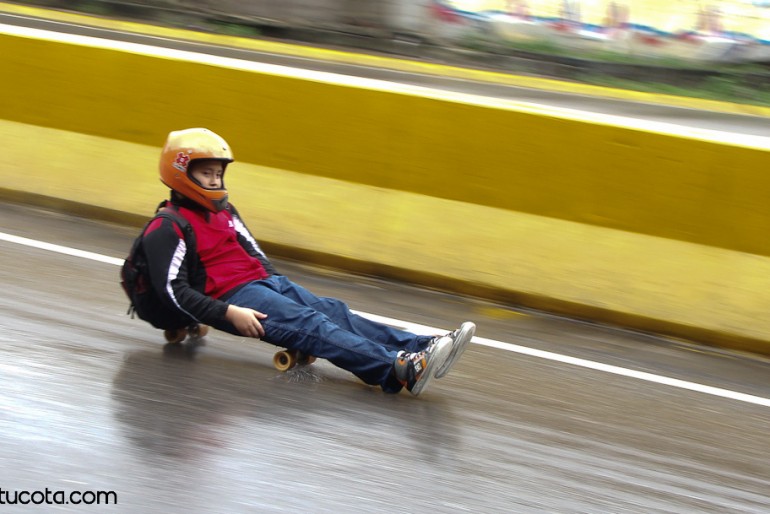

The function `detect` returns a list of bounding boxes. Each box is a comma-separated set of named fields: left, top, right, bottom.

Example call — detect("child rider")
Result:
left=141, top=127, right=476, bottom=396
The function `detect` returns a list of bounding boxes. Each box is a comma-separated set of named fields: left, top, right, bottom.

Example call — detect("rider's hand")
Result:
left=225, top=305, right=267, bottom=338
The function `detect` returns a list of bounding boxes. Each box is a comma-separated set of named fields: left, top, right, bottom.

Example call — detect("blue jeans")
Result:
left=220, top=276, right=432, bottom=392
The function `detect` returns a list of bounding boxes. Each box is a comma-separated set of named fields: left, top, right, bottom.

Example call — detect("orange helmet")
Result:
left=159, top=128, right=234, bottom=212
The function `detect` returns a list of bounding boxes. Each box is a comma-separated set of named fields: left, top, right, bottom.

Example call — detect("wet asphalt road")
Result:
left=2, top=202, right=770, bottom=513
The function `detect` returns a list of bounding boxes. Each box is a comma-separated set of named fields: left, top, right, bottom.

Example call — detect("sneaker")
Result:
left=433, top=321, right=476, bottom=379
left=393, top=337, right=452, bottom=396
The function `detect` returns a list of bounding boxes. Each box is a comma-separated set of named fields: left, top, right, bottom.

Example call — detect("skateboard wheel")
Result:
left=273, top=350, right=297, bottom=372
left=164, top=328, right=188, bottom=344
left=189, top=324, right=209, bottom=338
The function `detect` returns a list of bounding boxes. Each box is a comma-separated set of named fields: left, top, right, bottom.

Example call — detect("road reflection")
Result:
left=111, top=341, right=461, bottom=468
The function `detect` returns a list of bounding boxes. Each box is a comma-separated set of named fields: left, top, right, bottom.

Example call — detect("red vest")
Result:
left=177, top=205, right=269, bottom=298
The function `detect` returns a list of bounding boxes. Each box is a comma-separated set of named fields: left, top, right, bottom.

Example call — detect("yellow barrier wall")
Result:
left=4, top=31, right=770, bottom=255
left=3, top=27, right=770, bottom=354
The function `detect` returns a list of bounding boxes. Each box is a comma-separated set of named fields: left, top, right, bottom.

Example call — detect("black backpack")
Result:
left=120, top=207, right=197, bottom=330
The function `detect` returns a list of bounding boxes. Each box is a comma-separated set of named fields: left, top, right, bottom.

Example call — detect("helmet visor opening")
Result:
left=187, top=158, right=228, bottom=191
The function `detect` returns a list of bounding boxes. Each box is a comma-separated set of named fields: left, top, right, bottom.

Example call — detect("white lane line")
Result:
left=3, top=230, right=770, bottom=408
left=356, top=310, right=770, bottom=407
left=0, top=232, right=124, bottom=265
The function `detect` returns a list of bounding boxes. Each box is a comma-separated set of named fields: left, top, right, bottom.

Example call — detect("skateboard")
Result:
left=163, top=323, right=209, bottom=344
left=163, top=324, right=316, bottom=372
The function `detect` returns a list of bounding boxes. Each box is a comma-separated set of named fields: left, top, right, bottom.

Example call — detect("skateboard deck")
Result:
left=163, top=324, right=316, bottom=372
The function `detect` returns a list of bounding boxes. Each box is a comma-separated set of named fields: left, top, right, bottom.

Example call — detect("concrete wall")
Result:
left=16, top=0, right=432, bottom=34
left=3, top=20, right=770, bottom=355
left=443, top=1, right=770, bottom=62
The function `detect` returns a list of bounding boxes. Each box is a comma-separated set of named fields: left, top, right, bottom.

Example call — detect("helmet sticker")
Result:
left=173, top=152, right=190, bottom=172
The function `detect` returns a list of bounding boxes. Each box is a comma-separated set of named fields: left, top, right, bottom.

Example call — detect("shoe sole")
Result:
left=434, top=322, right=476, bottom=379
left=409, top=337, right=452, bottom=396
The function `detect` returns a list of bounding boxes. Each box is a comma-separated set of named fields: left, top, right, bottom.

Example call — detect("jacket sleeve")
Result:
left=228, top=204, right=278, bottom=276
left=142, top=216, right=230, bottom=325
